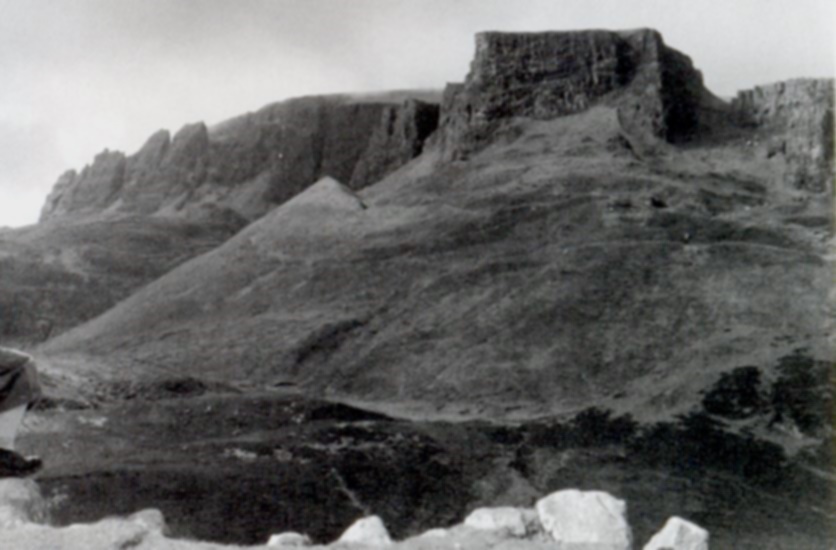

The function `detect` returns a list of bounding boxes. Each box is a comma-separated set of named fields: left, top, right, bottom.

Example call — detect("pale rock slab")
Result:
left=418, top=528, right=449, bottom=538
left=336, top=515, right=392, bottom=547
left=267, top=531, right=313, bottom=547
left=535, top=489, right=632, bottom=550
left=464, top=506, right=538, bottom=537
left=0, top=479, right=48, bottom=528
left=643, top=516, right=708, bottom=550
left=127, top=508, right=167, bottom=534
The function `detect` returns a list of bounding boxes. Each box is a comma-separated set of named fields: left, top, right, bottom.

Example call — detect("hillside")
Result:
left=41, top=31, right=833, bottom=423
left=0, top=215, right=242, bottom=346
left=7, top=28, right=834, bottom=549
left=0, top=92, right=439, bottom=343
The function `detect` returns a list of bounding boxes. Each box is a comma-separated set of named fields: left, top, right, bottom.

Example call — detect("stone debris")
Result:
left=0, top=477, right=709, bottom=549
left=536, top=489, right=632, bottom=550
left=643, top=516, right=709, bottom=550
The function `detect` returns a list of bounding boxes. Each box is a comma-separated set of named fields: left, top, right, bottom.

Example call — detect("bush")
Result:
left=702, top=366, right=765, bottom=419
left=770, top=350, right=831, bottom=434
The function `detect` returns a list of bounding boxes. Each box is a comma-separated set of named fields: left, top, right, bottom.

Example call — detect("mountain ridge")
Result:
left=6, top=28, right=834, bottom=549
left=33, top=31, right=834, bottom=423
left=41, top=93, right=440, bottom=224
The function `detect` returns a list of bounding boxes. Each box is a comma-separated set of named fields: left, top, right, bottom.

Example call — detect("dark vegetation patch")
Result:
left=646, top=212, right=797, bottom=248
left=701, top=350, right=833, bottom=436
left=783, top=215, right=831, bottom=229
left=293, top=318, right=368, bottom=367
left=29, top=382, right=833, bottom=549
left=702, top=366, right=766, bottom=419
left=37, top=400, right=464, bottom=545
left=96, top=377, right=240, bottom=402
left=31, top=396, right=91, bottom=412
left=698, top=188, right=764, bottom=215
left=770, top=350, right=833, bottom=434
left=304, top=403, right=392, bottom=423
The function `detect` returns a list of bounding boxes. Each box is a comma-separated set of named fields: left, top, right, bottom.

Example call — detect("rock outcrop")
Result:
left=732, top=78, right=834, bottom=192
left=40, top=95, right=439, bottom=223
left=438, top=29, right=712, bottom=160
left=39, top=151, right=126, bottom=219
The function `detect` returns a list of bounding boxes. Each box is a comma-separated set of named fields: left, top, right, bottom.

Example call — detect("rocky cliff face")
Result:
left=40, top=95, right=439, bottom=223
left=40, top=151, right=127, bottom=218
left=732, top=79, right=834, bottom=192
left=438, top=29, right=710, bottom=160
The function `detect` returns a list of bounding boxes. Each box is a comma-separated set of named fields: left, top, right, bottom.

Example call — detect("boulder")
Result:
left=417, top=527, right=449, bottom=538
left=336, top=515, right=393, bottom=547
left=0, top=478, right=47, bottom=528
left=535, top=489, right=632, bottom=550
left=643, top=516, right=708, bottom=550
left=125, top=508, right=167, bottom=535
left=267, top=531, right=312, bottom=547
left=463, top=506, right=538, bottom=537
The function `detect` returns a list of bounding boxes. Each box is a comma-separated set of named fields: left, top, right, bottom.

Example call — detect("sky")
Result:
left=0, top=0, right=833, bottom=228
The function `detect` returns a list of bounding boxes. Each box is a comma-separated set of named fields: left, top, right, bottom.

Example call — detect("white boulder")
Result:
left=267, top=531, right=312, bottom=547
left=464, top=506, right=538, bottom=537
left=643, top=516, right=708, bottom=550
left=126, top=509, right=166, bottom=534
left=418, top=528, right=449, bottom=538
left=0, top=479, right=47, bottom=528
left=337, top=515, right=392, bottom=547
left=535, top=489, right=632, bottom=550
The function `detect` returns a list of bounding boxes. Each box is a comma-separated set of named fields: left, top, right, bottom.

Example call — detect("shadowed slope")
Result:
left=40, top=105, right=833, bottom=423
left=0, top=215, right=243, bottom=346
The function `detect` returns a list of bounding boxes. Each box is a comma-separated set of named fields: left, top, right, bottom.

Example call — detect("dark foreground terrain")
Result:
left=19, top=353, right=833, bottom=549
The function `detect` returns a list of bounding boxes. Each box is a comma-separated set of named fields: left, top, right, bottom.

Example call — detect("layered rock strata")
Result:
left=438, top=29, right=710, bottom=160
left=732, top=79, right=834, bottom=192
left=41, top=96, right=439, bottom=223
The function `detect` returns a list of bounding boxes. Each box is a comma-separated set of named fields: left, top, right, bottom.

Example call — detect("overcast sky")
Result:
left=1, top=0, right=833, bottom=227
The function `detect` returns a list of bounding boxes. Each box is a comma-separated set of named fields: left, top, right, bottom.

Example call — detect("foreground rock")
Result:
left=536, top=490, right=632, bottom=550
left=0, top=479, right=47, bottom=528
left=643, top=517, right=709, bottom=550
left=267, top=532, right=312, bottom=547
left=0, top=483, right=709, bottom=549
left=463, top=506, right=539, bottom=538
left=336, top=515, right=393, bottom=547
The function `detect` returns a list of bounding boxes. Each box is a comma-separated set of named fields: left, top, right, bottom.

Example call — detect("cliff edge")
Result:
left=40, top=95, right=439, bottom=224
left=437, top=29, right=717, bottom=160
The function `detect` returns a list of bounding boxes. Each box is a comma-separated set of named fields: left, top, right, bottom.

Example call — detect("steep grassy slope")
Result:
left=3, top=90, right=441, bottom=347
left=40, top=105, right=833, bottom=425
left=0, top=215, right=243, bottom=346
